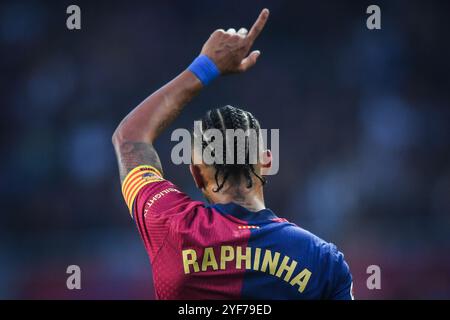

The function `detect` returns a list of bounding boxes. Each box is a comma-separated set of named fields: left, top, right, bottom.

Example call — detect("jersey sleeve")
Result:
left=328, top=245, right=354, bottom=300
left=121, top=165, right=165, bottom=216
left=121, top=165, right=202, bottom=261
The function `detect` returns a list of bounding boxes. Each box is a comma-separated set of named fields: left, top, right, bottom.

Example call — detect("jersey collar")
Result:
left=210, top=202, right=278, bottom=223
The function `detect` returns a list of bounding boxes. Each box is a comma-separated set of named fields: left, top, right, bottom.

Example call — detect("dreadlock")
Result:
left=195, top=105, right=267, bottom=192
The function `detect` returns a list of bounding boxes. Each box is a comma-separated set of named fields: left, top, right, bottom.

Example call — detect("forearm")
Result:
left=112, top=70, right=202, bottom=182
left=113, top=70, right=202, bottom=144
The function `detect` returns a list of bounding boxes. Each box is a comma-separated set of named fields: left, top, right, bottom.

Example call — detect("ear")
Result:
left=260, top=149, right=272, bottom=176
left=189, top=164, right=205, bottom=189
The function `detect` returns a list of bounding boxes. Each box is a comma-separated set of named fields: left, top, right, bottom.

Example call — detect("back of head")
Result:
left=195, top=105, right=266, bottom=192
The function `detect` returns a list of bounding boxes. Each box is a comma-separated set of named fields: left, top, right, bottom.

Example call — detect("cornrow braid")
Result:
left=196, top=105, right=267, bottom=192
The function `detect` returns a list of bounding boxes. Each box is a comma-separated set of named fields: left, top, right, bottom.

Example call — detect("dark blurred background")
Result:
left=1, top=0, right=449, bottom=299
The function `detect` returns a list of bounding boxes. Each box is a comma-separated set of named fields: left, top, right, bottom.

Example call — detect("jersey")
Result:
left=121, top=165, right=353, bottom=300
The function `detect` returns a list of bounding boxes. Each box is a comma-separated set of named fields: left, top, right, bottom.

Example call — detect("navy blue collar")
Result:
left=209, top=202, right=278, bottom=223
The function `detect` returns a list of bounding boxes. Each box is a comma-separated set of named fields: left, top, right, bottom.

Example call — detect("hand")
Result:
left=200, top=8, right=270, bottom=74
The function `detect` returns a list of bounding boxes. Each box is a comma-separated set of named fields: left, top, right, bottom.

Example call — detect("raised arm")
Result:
left=112, top=9, right=270, bottom=182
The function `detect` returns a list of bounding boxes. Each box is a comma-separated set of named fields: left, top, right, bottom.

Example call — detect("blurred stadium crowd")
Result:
left=0, top=0, right=449, bottom=299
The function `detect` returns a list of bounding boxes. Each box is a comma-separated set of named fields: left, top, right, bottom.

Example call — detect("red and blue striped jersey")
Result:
left=121, top=165, right=353, bottom=300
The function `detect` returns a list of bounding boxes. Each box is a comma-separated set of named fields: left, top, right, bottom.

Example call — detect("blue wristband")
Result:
left=188, top=55, right=220, bottom=85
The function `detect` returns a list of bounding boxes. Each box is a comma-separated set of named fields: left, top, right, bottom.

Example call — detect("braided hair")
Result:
left=194, top=105, right=267, bottom=192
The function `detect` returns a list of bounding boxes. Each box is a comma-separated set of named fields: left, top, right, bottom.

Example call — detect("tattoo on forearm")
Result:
left=114, top=141, right=163, bottom=183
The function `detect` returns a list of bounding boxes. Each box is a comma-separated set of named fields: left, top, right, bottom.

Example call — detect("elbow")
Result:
left=112, top=119, right=150, bottom=147
left=112, top=122, right=127, bottom=148
left=112, top=106, right=156, bottom=146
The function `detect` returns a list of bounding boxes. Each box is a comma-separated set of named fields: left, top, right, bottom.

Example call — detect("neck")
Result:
left=207, top=182, right=266, bottom=212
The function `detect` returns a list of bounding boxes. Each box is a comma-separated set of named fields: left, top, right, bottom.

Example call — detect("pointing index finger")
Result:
left=247, top=8, right=270, bottom=44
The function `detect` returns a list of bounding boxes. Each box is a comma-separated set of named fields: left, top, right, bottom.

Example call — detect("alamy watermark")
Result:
left=366, top=5, right=381, bottom=30
left=66, top=5, right=81, bottom=30
left=170, top=121, right=279, bottom=175
left=66, top=265, right=81, bottom=290
left=366, top=264, right=382, bottom=290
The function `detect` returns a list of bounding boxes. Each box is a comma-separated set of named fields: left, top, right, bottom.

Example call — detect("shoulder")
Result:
left=290, top=224, right=353, bottom=299
left=275, top=221, right=336, bottom=253
left=280, top=223, right=352, bottom=299
left=276, top=222, right=350, bottom=275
